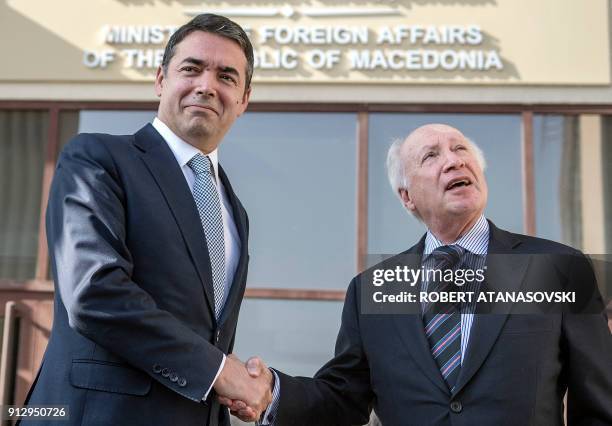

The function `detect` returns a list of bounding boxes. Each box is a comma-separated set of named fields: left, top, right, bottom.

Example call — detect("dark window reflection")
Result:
left=0, top=110, right=47, bottom=279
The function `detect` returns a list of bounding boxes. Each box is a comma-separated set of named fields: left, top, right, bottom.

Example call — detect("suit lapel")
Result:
left=133, top=124, right=217, bottom=319
left=452, top=221, right=531, bottom=396
left=217, top=164, right=249, bottom=325
left=391, top=237, right=450, bottom=395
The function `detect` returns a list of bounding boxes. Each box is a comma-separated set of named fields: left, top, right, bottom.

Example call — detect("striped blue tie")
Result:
left=187, top=154, right=226, bottom=319
left=423, top=245, right=464, bottom=390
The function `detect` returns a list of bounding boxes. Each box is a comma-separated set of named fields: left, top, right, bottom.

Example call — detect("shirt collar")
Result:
left=152, top=117, right=220, bottom=182
left=424, top=215, right=489, bottom=255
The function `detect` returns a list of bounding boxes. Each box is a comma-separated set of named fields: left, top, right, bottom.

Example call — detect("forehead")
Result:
left=171, top=31, right=247, bottom=67
left=402, top=128, right=468, bottom=158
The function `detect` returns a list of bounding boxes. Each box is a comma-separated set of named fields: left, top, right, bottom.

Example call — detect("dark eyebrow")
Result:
left=178, top=58, right=241, bottom=79
left=179, top=57, right=205, bottom=67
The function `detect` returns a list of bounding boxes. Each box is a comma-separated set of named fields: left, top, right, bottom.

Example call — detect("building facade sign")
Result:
left=1, top=0, right=609, bottom=85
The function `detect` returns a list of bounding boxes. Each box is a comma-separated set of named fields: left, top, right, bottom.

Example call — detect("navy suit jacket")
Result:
left=24, top=124, right=249, bottom=426
left=275, top=222, right=612, bottom=426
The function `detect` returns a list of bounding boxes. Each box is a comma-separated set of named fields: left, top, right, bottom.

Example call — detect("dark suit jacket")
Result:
left=275, top=222, right=612, bottom=426
left=24, top=124, right=249, bottom=426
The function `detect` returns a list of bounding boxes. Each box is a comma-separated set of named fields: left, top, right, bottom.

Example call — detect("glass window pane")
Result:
left=0, top=110, right=47, bottom=279
left=533, top=115, right=580, bottom=247
left=535, top=114, right=612, bottom=254
left=221, top=112, right=357, bottom=289
left=368, top=113, right=523, bottom=259
left=232, top=299, right=343, bottom=376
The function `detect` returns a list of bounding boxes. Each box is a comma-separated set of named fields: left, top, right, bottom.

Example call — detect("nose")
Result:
left=442, top=150, right=465, bottom=172
left=194, top=71, right=217, bottom=98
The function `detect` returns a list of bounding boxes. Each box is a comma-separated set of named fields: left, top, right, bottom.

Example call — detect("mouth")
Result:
left=186, top=104, right=218, bottom=115
left=445, top=177, right=473, bottom=191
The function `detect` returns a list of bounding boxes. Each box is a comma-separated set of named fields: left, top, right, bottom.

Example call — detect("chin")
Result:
left=447, top=203, right=480, bottom=216
left=185, top=124, right=212, bottom=139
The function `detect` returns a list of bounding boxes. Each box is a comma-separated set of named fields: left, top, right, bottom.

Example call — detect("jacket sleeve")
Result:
left=47, top=134, right=224, bottom=402
left=562, top=252, right=612, bottom=425
left=274, top=276, right=374, bottom=426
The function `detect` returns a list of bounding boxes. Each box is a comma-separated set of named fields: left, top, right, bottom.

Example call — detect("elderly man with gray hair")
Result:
left=225, top=123, right=612, bottom=426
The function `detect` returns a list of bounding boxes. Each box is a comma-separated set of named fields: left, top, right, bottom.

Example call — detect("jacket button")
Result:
left=178, top=377, right=187, bottom=387
left=215, top=329, right=220, bottom=343
left=153, top=364, right=162, bottom=374
left=169, top=373, right=178, bottom=382
left=161, top=368, right=170, bottom=378
left=450, top=400, right=462, bottom=413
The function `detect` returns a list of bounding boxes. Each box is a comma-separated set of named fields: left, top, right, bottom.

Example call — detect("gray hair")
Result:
left=386, top=135, right=487, bottom=197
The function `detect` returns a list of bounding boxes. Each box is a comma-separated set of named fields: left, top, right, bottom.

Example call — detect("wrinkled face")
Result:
left=155, top=31, right=250, bottom=153
left=399, top=125, right=488, bottom=225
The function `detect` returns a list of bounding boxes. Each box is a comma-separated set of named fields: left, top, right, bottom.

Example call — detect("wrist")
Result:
left=214, top=358, right=232, bottom=392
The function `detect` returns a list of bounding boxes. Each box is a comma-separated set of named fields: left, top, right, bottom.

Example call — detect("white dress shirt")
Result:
left=152, top=117, right=241, bottom=400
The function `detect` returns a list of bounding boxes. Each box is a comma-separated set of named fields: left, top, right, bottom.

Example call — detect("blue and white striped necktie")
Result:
left=187, top=153, right=226, bottom=319
left=422, top=244, right=464, bottom=390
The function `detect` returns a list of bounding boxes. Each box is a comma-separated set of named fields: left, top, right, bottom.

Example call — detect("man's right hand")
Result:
left=214, top=354, right=272, bottom=421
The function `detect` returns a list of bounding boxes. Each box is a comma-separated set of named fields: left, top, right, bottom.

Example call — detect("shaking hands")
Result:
left=214, top=354, right=273, bottom=422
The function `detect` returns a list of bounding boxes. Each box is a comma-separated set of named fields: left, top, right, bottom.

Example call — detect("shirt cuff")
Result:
left=202, top=354, right=226, bottom=401
left=258, top=369, right=280, bottom=425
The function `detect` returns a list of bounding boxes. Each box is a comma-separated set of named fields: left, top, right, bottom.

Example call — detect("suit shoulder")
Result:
left=61, top=132, right=135, bottom=161
left=57, top=133, right=137, bottom=183
left=506, top=230, right=583, bottom=256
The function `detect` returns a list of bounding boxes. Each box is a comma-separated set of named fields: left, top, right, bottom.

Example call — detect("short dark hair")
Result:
left=162, top=13, right=254, bottom=89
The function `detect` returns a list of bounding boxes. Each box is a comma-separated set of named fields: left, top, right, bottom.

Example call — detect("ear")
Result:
left=236, top=86, right=251, bottom=117
left=398, top=188, right=416, bottom=213
left=154, top=66, right=164, bottom=97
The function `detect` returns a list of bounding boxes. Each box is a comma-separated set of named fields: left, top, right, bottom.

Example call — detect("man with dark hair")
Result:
left=23, top=13, right=271, bottom=426
left=161, top=14, right=255, bottom=90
